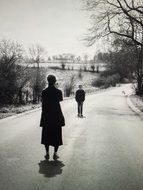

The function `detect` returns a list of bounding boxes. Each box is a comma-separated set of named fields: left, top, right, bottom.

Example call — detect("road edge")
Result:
left=127, top=93, right=143, bottom=115
left=0, top=107, right=41, bottom=123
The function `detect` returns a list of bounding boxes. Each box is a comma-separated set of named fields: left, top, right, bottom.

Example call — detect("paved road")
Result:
left=0, top=84, right=143, bottom=190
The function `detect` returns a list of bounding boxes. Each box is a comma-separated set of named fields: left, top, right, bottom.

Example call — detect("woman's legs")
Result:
left=44, top=145, right=59, bottom=160
left=44, top=144, right=49, bottom=159
left=54, top=146, right=59, bottom=153
left=45, top=145, right=49, bottom=153
left=53, top=146, right=59, bottom=160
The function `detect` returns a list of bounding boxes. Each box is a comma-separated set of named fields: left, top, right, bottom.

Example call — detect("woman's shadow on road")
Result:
left=38, top=159, right=65, bottom=178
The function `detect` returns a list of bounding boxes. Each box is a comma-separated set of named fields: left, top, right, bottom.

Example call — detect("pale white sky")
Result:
left=0, top=0, right=105, bottom=58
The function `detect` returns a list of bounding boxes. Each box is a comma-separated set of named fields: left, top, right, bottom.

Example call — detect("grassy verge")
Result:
left=0, top=104, right=41, bottom=119
left=130, top=95, right=143, bottom=112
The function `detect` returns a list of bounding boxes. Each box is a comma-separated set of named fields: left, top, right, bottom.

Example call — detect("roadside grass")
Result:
left=130, top=94, right=143, bottom=112
left=0, top=104, right=40, bottom=119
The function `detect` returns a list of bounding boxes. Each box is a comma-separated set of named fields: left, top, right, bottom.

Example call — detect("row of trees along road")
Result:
left=0, top=40, right=47, bottom=105
left=83, top=0, right=143, bottom=94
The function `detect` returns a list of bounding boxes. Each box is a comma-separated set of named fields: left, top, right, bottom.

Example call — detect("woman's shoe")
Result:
left=45, top=153, right=50, bottom=160
left=53, top=153, right=59, bottom=160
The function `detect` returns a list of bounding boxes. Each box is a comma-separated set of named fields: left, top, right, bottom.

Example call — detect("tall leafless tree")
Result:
left=83, top=0, right=143, bottom=45
left=29, top=44, right=47, bottom=103
left=0, top=39, right=24, bottom=104
left=83, top=0, right=143, bottom=93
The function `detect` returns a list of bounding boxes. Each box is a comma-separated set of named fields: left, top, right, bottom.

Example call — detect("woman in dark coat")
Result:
left=40, top=75, right=65, bottom=160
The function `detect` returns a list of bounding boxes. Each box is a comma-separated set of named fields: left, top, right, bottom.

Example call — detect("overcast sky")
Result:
left=0, top=0, right=104, bottom=58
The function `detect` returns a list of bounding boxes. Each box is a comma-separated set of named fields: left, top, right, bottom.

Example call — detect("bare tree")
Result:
left=0, top=39, right=24, bottom=104
left=58, top=54, right=67, bottom=70
left=0, top=39, right=23, bottom=65
left=83, top=0, right=143, bottom=93
left=29, top=44, right=46, bottom=67
left=29, top=44, right=47, bottom=103
left=91, top=63, right=95, bottom=72
left=64, top=75, right=76, bottom=97
left=83, top=0, right=143, bottom=46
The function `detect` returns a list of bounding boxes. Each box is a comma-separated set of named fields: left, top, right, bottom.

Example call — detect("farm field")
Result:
left=45, top=68, right=99, bottom=92
left=23, top=62, right=106, bottom=71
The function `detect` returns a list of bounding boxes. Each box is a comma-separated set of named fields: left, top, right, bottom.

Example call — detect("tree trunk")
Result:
left=19, top=90, right=23, bottom=104
left=136, top=46, right=143, bottom=94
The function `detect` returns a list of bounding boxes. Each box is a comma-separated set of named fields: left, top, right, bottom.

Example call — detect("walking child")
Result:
left=75, top=85, right=85, bottom=117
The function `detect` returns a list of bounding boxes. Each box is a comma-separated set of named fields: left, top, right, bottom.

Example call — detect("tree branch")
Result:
left=116, top=0, right=143, bottom=28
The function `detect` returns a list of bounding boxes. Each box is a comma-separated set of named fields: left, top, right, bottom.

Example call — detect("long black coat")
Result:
left=40, top=85, right=65, bottom=146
